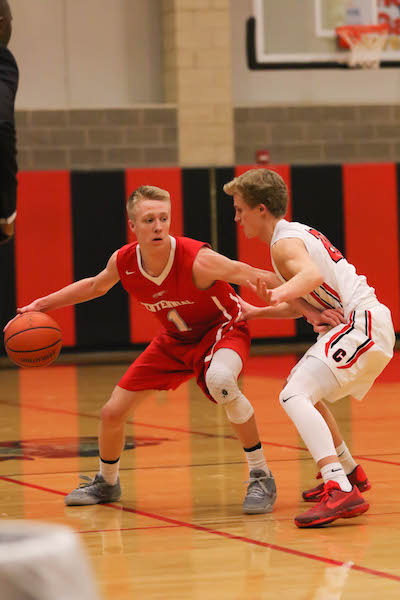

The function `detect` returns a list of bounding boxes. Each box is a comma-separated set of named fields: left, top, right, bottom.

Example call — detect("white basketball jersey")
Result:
left=270, top=219, right=378, bottom=318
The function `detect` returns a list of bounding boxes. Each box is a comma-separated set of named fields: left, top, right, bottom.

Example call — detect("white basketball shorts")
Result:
left=289, top=302, right=395, bottom=402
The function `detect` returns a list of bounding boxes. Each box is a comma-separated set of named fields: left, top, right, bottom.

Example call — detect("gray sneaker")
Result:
left=64, top=474, right=121, bottom=506
left=243, top=469, right=277, bottom=514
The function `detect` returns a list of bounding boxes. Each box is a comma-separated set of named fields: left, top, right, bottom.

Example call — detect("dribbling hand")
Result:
left=3, top=301, right=45, bottom=333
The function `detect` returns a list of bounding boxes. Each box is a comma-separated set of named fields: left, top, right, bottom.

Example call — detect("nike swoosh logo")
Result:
left=331, top=468, right=342, bottom=472
left=281, top=395, right=296, bottom=403
left=326, top=496, right=350, bottom=509
left=126, top=270, right=135, bottom=275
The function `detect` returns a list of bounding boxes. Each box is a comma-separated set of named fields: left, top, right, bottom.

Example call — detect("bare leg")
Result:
left=230, top=414, right=261, bottom=449
left=100, top=386, right=154, bottom=461
left=315, top=400, right=344, bottom=448
left=64, top=387, right=157, bottom=504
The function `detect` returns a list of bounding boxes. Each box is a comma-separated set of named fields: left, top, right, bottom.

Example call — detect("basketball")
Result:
left=4, top=312, right=62, bottom=368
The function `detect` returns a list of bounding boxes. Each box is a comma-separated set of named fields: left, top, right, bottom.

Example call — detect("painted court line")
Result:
left=0, top=399, right=399, bottom=466
left=354, top=455, right=400, bottom=467
left=2, top=457, right=315, bottom=478
left=78, top=525, right=180, bottom=534
left=0, top=399, right=305, bottom=450
left=1, top=475, right=400, bottom=584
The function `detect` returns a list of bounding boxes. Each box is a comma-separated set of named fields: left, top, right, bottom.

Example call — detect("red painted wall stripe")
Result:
left=235, top=164, right=295, bottom=339
left=16, top=172, right=75, bottom=346
left=343, top=163, right=400, bottom=332
left=125, top=168, right=183, bottom=343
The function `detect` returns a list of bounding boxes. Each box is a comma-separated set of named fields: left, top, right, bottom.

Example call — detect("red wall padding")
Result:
left=12, top=164, right=399, bottom=351
left=235, top=164, right=295, bottom=339
left=125, top=168, right=183, bottom=343
left=16, top=171, right=76, bottom=346
left=343, top=163, right=400, bottom=332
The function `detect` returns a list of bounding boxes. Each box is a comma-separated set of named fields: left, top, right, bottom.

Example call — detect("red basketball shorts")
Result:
left=118, top=320, right=251, bottom=402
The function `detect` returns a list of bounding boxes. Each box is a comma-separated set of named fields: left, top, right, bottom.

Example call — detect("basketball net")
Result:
left=336, top=24, right=390, bottom=69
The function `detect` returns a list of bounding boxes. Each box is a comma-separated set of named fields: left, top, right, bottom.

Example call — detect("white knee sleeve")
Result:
left=280, top=368, right=323, bottom=407
left=279, top=363, right=338, bottom=464
left=205, top=349, right=254, bottom=425
left=285, top=356, right=340, bottom=405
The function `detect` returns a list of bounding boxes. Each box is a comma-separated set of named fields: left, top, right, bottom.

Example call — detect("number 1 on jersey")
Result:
left=167, top=309, right=192, bottom=332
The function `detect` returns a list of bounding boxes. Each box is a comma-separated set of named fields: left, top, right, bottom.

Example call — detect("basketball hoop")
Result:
left=336, top=24, right=390, bottom=69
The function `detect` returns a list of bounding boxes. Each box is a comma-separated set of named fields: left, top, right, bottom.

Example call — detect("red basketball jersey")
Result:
left=117, top=236, right=243, bottom=342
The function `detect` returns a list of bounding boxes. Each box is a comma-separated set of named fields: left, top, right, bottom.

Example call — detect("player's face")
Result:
left=233, top=193, right=263, bottom=239
left=129, top=199, right=171, bottom=247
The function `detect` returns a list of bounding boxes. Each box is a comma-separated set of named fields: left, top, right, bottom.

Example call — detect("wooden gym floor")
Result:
left=0, top=350, right=399, bottom=599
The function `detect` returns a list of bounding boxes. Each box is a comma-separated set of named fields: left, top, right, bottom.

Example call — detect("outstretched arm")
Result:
left=240, top=288, right=344, bottom=331
left=192, top=247, right=344, bottom=329
left=243, top=278, right=345, bottom=332
left=238, top=294, right=307, bottom=320
left=192, top=247, right=279, bottom=289
left=4, top=251, right=120, bottom=330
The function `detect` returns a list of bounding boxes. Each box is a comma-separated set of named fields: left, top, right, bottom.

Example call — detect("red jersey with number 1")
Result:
left=117, top=236, right=244, bottom=342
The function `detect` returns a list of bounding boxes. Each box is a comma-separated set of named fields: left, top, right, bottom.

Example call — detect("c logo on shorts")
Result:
left=333, top=348, right=347, bottom=363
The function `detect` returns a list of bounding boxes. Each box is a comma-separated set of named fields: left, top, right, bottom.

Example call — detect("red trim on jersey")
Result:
left=367, top=310, right=372, bottom=339
left=322, top=282, right=341, bottom=303
left=337, top=340, right=375, bottom=369
left=310, top=291, right=332, bottom=310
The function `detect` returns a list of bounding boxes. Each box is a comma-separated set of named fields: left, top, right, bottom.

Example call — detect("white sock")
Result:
left=100, top=458, right=120, bottom=486
left=336, top=441, right=357, bottom=475
left=244, top=443, right=269, bottom=475
left=321, top=462, right=352, bottom=492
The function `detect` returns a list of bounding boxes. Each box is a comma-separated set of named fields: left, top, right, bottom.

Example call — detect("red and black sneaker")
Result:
left=302, top=465, right=371, bottom=503
left=295, top=480, right=369, bottom=528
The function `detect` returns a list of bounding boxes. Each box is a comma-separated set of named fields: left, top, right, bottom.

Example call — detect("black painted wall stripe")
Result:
left=291, top=165, right=345, bottom=252
left=182, top=168, right=211, bottom=245
left=215, top=167, right=236, bottom=259
left=0, top=239, right=16, bottom=353
left=291, top=165, right=344, bottom=341
left=71, top=171, right=130, bottom=350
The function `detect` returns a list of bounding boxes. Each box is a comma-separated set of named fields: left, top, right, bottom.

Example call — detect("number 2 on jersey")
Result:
left=167, top=309, right=192, bottom=332
left=308, top=228, right=344, bottom=263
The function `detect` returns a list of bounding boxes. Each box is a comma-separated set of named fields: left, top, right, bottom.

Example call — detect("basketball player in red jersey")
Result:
left=10, top=185, right=344, bottom=513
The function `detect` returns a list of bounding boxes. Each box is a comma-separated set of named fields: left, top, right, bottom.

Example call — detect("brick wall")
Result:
left=16, top=104, right=400, bottom=170
left=235, top=105, right=400, bottom=165
left=16, top=107, right=178, bottom=171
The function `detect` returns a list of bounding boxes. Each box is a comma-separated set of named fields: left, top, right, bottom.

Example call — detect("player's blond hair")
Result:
left=127, top=185, right=171, bottom=220
left=223, top=168, right=288, bottom=217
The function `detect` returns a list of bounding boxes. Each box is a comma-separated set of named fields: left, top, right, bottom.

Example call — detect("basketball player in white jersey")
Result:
left=224, top=168, right=395, bottom=528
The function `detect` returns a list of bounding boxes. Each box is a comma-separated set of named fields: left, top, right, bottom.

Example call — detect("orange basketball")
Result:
left=4, top=312, right=62, bottom=367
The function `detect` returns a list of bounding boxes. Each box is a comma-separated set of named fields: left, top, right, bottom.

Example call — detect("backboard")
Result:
left=249, top=0, right=400, bottom=69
